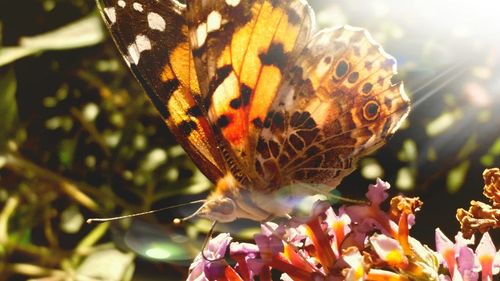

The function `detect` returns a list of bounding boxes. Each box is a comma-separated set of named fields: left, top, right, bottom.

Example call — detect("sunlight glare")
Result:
left=145, top=247, right=172, bottom=260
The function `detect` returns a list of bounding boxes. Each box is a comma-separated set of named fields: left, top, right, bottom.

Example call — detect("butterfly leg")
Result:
left=201, top=220, right=224, bottom=262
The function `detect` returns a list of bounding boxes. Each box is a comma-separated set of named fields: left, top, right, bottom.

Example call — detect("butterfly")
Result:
left=96, top=0, right=410, bottom=223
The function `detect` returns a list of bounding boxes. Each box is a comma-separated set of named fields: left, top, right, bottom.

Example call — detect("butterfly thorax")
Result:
left=198, top=174, right=293, bottom=222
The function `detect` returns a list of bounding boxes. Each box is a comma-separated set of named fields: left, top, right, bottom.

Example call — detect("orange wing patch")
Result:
left=197, top=0, right=315, bottom=179
left=162, top=29, right=227, bottom=183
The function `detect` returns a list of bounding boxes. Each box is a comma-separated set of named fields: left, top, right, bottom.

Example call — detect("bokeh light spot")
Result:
left=145, top=248, right=171, bottom=260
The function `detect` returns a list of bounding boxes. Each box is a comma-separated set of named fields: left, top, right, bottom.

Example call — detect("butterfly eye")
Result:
left=363, top=100, right=380, bottom=121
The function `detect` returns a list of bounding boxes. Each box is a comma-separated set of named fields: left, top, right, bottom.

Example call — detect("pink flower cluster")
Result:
left=187, top=179, right=499, bottom=281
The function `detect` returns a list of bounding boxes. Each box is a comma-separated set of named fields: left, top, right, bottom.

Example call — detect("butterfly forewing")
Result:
left=97, top=0, right=227, bottom=182
left=185, top=0, right=315, bottom=182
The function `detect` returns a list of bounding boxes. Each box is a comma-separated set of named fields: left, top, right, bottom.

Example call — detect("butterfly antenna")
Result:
left=172, top=201, right=209, bottom=225
left=86, top=200, right=206, bottom=224
left=201, top=220, right=224, bottom=262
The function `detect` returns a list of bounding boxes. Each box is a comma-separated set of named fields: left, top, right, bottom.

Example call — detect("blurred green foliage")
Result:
left=0, top=0, right=498, bottom=280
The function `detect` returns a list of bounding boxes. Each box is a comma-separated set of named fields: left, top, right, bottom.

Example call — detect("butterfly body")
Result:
left=97, top=0, right=410, bottom=222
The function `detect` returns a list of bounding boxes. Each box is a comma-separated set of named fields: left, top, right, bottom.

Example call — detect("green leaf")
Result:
left=488, top=137, right=500, bottom=155
left=76, top=248, right=135, bottom=280
left=398, top=139, right=418, bottom=162
left=426, top=110, right=462, bottom=137
left=361, top=158, right=384, bottom=179
left=60, top=205, right=84, bottom=234
left=457, top=134, right=478, bottom=160
left=447, top=160, right=470, bottom=193
left=480, top=137, right=500, bottom=166
left=0, top=68, right=18, bottom=148
left=396, top=167, right=416, bottom=191
left=0, top=48, right=35, bottom=66
left=0, top=13, right=105, bottom=66
left=58, top=139, right=77, bottom=167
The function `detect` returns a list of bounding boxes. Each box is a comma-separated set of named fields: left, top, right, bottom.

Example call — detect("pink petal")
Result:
left=476, top=232, right=497, bottom=281
left=366, top=178, right=390, bottom=206
left=476, top=232, right=496, bottom=259
left=435, top=228, right=456, bottom=274
left=205, top=233, right=232, bottom=259
left=369, top=234, right=408, bottom=268
left=205, top=260, right=229, bottom=280
left=493, top=250, right=500, bottom=275
left=456, top=246, right=479, bottom=281
left=342, top=248, right=365, bottom=281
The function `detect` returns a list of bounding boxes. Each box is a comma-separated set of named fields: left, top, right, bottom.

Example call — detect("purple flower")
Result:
left=344, top=179, right=397, bottom=245
left=187, top=233, right=232, bottom=281
left=456, top=246, right=479, bottom=281
left=435, top=228, right=477, bottom=280
left=325, top=207, right=351, bottom=254
left=230, top=242, right=260, bottom=280
left=186, top=178, right=499, bottom=281
left=366, top=178, right=391, bottom=206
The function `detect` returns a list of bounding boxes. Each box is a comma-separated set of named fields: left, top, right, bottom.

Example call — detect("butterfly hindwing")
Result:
left=256, top=26, right=410, bottom=189
left=97, top=0, right=227, bottom=182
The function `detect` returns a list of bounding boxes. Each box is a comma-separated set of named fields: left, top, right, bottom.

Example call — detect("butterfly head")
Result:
left=198, top=174, right=292, bottom=223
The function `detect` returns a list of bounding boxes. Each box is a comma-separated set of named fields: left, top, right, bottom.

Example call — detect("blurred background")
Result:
left=0, top=0, right=498, bottom=280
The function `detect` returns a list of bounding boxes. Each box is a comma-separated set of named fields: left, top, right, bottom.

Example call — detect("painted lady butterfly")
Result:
left=96, top=0, right=410, bottom=222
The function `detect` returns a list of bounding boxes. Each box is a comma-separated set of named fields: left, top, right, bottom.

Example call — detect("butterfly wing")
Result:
left=185, top=0, right=315, bottom=182
left=96, top=0, right=227, bottom=182
left=255, top=26, right=410, bottom=189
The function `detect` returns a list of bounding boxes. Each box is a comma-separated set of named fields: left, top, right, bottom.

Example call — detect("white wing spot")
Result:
left=133, top=2, right=143, bottom=12
left=127, top=45, right=139, bottom=65
left=207, top=11, right=222, bottom=33
left=127, top=34, right=151, bottom=65
left=147, top=12, right=166, bottom=31
left=135, top=34, right=151, bottom=53
left=225, top=0, right=240, bottom=7
left=316, top=56, right=333, bottom=78
left=118, top=0, right=126, bottom=8
left=195, top=23, right=207, bottom=48
left=103, top=7, right=116, bottom=24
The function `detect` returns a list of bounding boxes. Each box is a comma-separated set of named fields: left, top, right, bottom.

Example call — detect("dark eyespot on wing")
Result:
left=335, top=60, right=349, bottom=78
left=348, top=71, right=359, bottom=83
left=362, top=82, right=373, bottom=94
